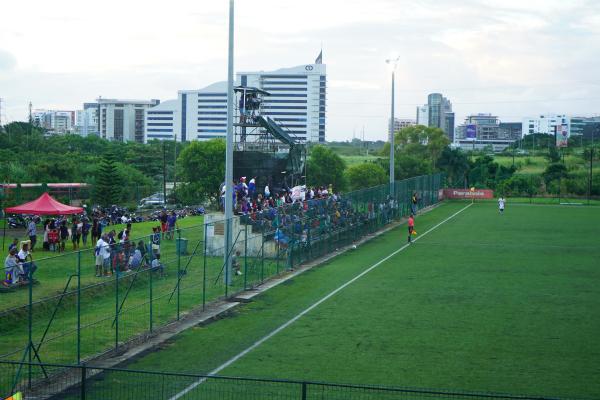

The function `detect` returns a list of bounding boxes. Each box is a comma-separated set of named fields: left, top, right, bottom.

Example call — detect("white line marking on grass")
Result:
left=169, top=203, right=473, bottom=400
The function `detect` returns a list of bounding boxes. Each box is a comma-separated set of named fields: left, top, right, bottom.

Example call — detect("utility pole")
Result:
left=162, top=140, right=167, bottom=205
left=0, top=97, right=3, bottom=130
left=173, top=137, right=177, bottom=203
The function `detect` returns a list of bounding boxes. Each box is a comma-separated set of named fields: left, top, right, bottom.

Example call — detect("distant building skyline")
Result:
left=389, top=118, right=416, bottom=134
left=143, top=62, right=326, bottom=143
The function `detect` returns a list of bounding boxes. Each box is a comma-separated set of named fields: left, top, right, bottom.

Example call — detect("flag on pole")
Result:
left=315, top=50, right=323, bottom=64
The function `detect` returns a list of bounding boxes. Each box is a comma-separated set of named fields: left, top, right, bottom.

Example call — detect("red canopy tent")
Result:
left=3, top=193, right=84, bottom=250
left=4, top=192, right=83, bottom=215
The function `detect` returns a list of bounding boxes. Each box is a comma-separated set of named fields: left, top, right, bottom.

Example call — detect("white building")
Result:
left=96, top=98, right=160, bottom=142
left=522, top=114, right=570, bottom=137
left=144, top=99, right=179, bottom=141
left=416, top=105, right=428, bottom=126
left=389, top=118, right=416, bottom=134
left=75, top=103, right=99, bottom=136
left=145, top=62, right=326, bottom=143
left=32, top=109, right=76, bottom=134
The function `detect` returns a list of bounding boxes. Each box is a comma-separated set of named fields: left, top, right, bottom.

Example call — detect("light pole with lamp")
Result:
left=386, top=57, right=400, bottom=195
left=224, top=0, right=235, bottom=286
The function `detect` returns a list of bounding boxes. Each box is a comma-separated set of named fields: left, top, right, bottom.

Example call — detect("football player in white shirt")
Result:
left=498, top=197, right=505, bottom=214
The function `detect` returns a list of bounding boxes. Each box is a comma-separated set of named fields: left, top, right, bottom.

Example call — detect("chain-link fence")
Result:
left=0, top=174, right=444, bottom=387
left=0, top=360, right=576, bottom=400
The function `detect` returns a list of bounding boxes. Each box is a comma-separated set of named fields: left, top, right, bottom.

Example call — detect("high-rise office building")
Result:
left=93, top=98, right=160, bottom=142
left=32, top=109, right=76, bottom=134
left=144, top=61, right=326, bottom=143
left=416, top=93, right=454, bottom=139
left=416, top=105, right=428, bottom=126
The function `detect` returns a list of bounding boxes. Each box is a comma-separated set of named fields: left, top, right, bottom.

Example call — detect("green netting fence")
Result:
left=0, top=174, right=443, bottom=386
left=0, top=360, right=580, bottom=400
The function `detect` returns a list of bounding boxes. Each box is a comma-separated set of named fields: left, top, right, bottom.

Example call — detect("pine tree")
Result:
left=94, top=153, right=122, bottom=207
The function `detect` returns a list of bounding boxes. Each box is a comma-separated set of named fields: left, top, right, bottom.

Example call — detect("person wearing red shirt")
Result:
left=407, top=214, right=415, bottom=244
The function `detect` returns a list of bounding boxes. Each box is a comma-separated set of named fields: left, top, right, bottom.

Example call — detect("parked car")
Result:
left=138, top=193, right=166, bottom=208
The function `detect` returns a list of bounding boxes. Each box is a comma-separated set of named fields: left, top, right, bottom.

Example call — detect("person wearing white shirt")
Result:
left=498, top=197, right=505, bottom=214
left=95, top=235, right=111, bottom=277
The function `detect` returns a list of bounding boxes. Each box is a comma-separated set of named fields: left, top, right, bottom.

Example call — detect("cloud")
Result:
left=328, top=80, right=381, bottom=90
left=0, top=49, right=16, bottom=71
left=1, top=0, right=599, bottom=141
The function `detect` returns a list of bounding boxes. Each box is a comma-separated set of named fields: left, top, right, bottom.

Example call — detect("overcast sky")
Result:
left=1, top=0, right=599, bottom=141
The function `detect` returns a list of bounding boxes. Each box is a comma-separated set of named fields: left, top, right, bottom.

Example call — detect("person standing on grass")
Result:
left=26, top=218, right=37, bottom=252
left=159, top=210, right=168, bottom=239
left=411, top=192, right=418, bottom=216
left=498, top=196, right=505, bottom=214
left=94, top=234, right=107, bottom=277
left=407, top=214, right=415, bottom=244
left=166, top=211, right=178, bottom=240
left=71, top=219, right=80, bottom=250
left=81, top=219, right=90, bottom=247
left=59, top=220, right=69, bottom=253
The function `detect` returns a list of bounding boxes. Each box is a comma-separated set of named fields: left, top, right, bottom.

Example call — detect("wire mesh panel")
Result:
left=0, top=361, right=580, bottom=400
left=0, top=175, right=444, bottom=382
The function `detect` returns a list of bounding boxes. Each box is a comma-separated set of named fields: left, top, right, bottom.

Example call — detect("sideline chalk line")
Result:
left=169, top=203, right=473, bottom=400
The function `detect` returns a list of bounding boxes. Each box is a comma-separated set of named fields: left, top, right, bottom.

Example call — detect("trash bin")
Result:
left=176, top=238, right=188, bottom=255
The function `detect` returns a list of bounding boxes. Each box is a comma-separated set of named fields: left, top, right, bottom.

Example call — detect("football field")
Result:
left=85, top=201, right=600, bottom=398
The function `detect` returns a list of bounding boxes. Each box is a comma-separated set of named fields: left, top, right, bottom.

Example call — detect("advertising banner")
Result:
left=556, top=124, right=569, bottom=147
left=440, top=188, right=494, bottom=199
left=465, top=124, right=477, bottom=139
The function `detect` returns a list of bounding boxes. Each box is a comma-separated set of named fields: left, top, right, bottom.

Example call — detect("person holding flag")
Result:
left=407, top=214, right=416, bottom=244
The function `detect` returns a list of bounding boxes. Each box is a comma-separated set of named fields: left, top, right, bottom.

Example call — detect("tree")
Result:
left=546, top=145, right=561, bottom=163
left=345, top=163, right=387, bottom=191
left=437, top=147, right=469, bottom=187
left=542, top=162, right=568, bottom=189
left=307, top=145, right=347, bottom=191
left=176, top=139, right=225, bottom=204
left=93, top=153, right=122, bottom=207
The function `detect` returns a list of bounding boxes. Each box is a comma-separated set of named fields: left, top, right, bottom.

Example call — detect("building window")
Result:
left=114, top=109, right=124, bottom=141
left=135, top=109, right=144, bottom=143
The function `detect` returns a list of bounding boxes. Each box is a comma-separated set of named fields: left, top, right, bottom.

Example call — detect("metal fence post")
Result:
left=261, top=229, right=265, bottom=282
left=77, top=250, right=81, bottom=364
left=177, top=228, right=181, bottom=321
left=202, top=224, right=207, bottom=311
left=149, top=265, right=153, bottom=333
left=115, top=270, right=119, bottom=352
left=28, top=267, right=33, bottom=388
left=80, top=364, right=86, bottom=400
left=301, top=382, right=307, bottom=400
left=244, top=223, right=248, bottom=290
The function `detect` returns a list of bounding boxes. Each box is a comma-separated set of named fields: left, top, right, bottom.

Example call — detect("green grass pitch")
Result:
left=74, top=202, right=600, bottom=398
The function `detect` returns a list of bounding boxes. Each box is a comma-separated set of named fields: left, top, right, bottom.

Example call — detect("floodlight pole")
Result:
left=386, top=57, right=400, bottom=194
left=224, top=0, right=235, bottom=286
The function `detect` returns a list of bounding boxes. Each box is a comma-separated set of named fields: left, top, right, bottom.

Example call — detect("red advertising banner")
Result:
left=440, top=188, right=494, bottom=199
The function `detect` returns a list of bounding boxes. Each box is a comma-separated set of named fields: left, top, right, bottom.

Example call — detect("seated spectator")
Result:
left=3, top=248, right=22, bottom=286
left=151, top=227, right=161, bottom=258
left=17, top=242, right=36, bottom=280
left=151, top=254, right=165, bottom=277
left=8, top=238, right=19, bottom=253
left=232, top=250, right=242, bottom=276
left=128, top=241, right=148, bottom=270
left=274, top=228, right=289, bottom=248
